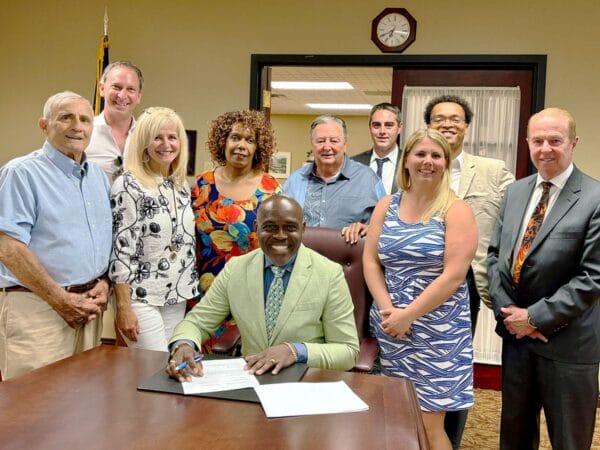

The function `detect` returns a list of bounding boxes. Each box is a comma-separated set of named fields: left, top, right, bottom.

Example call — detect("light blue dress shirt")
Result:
left=283, top=156, right=385, bottom=229
left=0, top=142, right=112, bottom=287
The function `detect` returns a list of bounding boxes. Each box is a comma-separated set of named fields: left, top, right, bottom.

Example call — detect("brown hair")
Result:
left=207, top=110, right=276, bottom=171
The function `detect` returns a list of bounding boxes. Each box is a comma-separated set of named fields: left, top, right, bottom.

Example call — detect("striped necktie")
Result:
left=513, top=181, right=552, bottom=285
left=375, top=157, right=389, bottom=179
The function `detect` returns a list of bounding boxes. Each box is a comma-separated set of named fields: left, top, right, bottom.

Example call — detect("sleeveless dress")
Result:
left=189, top=169, right=281, bottom=350
left=369, top=192, right=473, bottom=412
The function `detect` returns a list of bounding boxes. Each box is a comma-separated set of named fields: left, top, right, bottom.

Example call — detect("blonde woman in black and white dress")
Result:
left=109, top=107, right=198, bottom=350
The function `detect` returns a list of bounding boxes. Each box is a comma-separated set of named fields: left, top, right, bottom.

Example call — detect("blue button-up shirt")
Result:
left=0, top=142, right=112, bottom=287
left=283, top=156, right=385, bottom=228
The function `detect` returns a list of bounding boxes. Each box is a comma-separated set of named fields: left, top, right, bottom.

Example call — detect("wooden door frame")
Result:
left=249, top=54, right=546, bottom=176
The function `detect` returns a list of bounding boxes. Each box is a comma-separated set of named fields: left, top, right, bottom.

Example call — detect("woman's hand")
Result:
left=116, top=304, right=140, bottom=341
left=380, top=307, right=414, bottom=339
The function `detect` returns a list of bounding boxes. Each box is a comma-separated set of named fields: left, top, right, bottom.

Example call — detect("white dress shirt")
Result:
left=511, top=163, right=574, bottom=268
left=369, top=146, right=399, bottom=195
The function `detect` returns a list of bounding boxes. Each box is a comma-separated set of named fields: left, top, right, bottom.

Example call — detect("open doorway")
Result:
left=251, top=54, right=546, bottom=179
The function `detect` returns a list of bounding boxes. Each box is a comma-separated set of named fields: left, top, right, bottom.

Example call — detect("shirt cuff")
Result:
left=168, top=339, right=198, bottom=354
left=294, top=343, right=308, bottom=363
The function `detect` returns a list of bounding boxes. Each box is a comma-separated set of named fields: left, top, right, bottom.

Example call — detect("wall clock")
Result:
left=371, top=8, right=417, bottom=53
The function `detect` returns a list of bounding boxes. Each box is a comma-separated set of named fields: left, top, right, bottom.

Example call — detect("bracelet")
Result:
left=284, top=342, right=298, bottom=362
left=527, top=313, right=537, bottom=329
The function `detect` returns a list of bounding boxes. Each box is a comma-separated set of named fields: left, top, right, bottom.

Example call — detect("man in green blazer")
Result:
left=167, top=195, right=359, bottom=381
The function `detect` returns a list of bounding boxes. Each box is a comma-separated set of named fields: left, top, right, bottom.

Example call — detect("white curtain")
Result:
left=401, top=86, right=521, bottom=365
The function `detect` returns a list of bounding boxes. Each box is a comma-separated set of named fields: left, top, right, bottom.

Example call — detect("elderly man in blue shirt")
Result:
left=0, top=91, right=112, bottom=379
left=284, top=115, right=385, bottom=243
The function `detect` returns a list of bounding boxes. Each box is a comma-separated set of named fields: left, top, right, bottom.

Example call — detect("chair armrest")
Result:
left=353, top=336, right=379, bottom=373
left=211, top=325, right=241, bottom=355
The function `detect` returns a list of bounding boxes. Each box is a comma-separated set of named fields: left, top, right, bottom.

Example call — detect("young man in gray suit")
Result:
left=488, top=108, right=600, bottom=449
left=352, top=102, right=402, bottom=195
left=425, top=94, right=515, bottom=450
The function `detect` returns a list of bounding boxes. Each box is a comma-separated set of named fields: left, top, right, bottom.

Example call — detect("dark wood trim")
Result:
left=250, top=54, right=546, bottom=110
left=250, top=54, right=546, bottom=177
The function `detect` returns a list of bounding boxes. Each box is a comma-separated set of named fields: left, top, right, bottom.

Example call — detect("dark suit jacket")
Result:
left=488, top=166, right=600, bottom=364
left=351, top=149, right=399, bottom=194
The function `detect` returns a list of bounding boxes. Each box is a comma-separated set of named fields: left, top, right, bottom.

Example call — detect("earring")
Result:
left=142, top=151, right=150, bottom=163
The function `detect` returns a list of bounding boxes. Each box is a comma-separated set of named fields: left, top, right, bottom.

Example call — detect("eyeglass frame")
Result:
left=430, top=115, right=466, bottom=126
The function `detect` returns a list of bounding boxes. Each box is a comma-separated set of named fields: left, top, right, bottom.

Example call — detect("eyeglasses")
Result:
left=430, top=116, right=466, bottom=125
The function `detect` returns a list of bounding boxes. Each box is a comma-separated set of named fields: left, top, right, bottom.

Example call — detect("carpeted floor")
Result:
left=461, top=388, right=600, bottom=449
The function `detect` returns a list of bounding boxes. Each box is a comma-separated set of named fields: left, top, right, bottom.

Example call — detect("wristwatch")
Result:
left=527, top=311, right=537, bottom=329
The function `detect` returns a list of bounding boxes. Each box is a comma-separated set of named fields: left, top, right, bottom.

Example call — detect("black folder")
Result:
left=138, top=357, right=308, bottom=403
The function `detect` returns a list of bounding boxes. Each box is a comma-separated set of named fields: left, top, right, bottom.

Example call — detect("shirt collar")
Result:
left=95, top=111, right=137, bottom=135
left=369, top=146, right=399, bottom=166
left=536, top=163, right=573, bottom=190
left=309, top=155, right=350, bottom=182
left=264, top=254, right=297, bottom=271
left=452, top=150, right=464, bottom=170
left=43, top=141, right=88, bottom=179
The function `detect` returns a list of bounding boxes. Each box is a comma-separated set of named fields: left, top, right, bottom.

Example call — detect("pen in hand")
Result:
left=175, top=353, right=204, bottom=371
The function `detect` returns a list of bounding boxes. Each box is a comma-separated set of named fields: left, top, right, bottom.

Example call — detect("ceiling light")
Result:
left=306, top=103, right=372, bottom=110
left=272, top=81, right=353, bottom=90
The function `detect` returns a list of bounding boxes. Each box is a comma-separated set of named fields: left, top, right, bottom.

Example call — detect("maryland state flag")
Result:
left=93, top=11, right=110, bottom=115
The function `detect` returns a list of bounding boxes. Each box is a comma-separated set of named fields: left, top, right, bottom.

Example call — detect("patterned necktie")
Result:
left=513, top=181, right=552, bottom=285
left=375, top=157, right=389, bottom=179
left=265, top=266, right=285, bottom=340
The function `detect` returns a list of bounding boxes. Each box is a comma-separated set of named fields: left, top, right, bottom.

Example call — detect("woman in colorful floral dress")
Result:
left=189, top=110, right=281, bottom=350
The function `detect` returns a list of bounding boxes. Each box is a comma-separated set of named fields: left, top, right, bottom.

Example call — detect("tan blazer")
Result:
left=171, top=245, right=359, bottom=371
left=458, top=152, right=514, bottom=308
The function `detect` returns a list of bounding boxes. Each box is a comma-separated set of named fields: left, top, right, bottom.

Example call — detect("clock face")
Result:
left=376, top=13, right=411, bottom=47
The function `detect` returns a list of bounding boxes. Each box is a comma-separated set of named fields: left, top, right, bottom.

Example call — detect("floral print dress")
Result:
left=189, top=169, right=281, bottom=349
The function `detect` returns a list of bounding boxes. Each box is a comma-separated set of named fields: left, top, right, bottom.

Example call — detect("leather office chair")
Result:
left=213, top=226, right=379, bottom=373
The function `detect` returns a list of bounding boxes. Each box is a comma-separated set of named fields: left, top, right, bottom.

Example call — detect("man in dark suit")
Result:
left=425, top=95, right=514, bottom=450
left=488, top=107, right=600, bottom=449
left=351, top=103, right=402, bottom=194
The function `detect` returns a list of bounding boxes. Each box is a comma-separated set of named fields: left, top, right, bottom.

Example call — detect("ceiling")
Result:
left=270, top=66, right=392, bottom=116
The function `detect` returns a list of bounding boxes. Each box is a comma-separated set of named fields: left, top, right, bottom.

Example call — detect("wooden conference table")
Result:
left=0, top=345, right=428, bottom=450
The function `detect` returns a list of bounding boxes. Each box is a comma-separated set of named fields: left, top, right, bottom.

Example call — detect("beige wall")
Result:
left=2, top=0, right=600, bottom=177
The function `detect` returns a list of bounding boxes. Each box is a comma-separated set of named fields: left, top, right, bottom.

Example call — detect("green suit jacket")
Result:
left=171, top=245, right=359, bottom=371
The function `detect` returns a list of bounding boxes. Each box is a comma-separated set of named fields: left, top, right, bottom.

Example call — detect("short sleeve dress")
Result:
left=369, top=192, right=474, bottom=412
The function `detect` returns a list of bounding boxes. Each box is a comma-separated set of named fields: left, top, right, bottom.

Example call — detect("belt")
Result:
left=2, top=278, right=101, bottom=294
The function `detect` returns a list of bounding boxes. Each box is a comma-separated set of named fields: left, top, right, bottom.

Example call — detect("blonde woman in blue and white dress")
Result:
left=109, top=107, right=198, bottom=351
left=364, top=129, right=477, bottom=450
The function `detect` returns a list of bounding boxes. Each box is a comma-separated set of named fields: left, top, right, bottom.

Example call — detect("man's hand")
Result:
left=86, top=279, right=110, bottom=311
left=501, top=305, right=548, bottom=342
left=340, top=222, right=368, bottom=244
left=245, top=344, right=296, bottom=375
left=50, top=291, right=101, bottom=328
left=380, top=307, right=413, bottom=339
left=166, top=343, right=203, bottom=382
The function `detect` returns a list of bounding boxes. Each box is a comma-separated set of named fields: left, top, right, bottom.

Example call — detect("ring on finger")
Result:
left=269, top=358, right=277, bottom=364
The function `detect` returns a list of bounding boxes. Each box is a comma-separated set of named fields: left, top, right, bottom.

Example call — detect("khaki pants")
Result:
left=0, top=290, right=102, bottom=380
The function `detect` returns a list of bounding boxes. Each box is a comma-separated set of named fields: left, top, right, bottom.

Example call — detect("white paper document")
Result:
left=181, top=358, right=259, bottom=395
left=254, top=381, right=369, bottom=418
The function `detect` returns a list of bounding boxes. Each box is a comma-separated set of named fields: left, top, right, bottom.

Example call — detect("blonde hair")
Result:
left=397, top=128, right=456, bottom=224
left=125, top=107, right=188, bottom=189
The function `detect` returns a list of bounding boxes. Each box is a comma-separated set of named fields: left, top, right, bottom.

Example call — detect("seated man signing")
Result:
left=167, top=195, right=359, bottom=381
